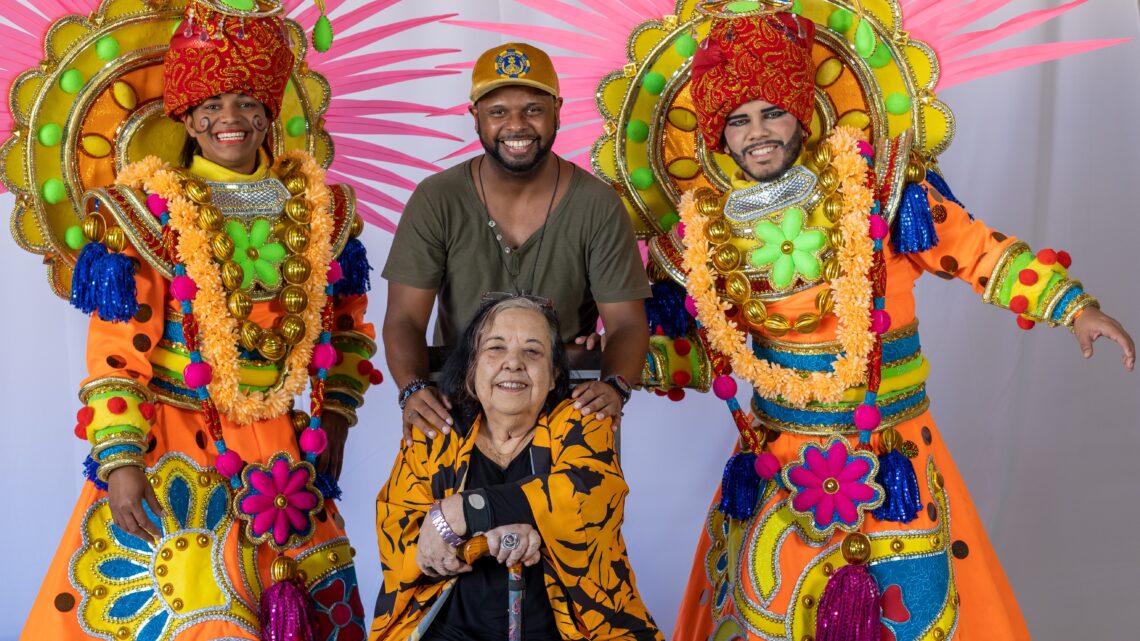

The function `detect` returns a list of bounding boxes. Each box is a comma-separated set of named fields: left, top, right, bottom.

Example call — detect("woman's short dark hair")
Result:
left=439, top=297, right=571, bottom=430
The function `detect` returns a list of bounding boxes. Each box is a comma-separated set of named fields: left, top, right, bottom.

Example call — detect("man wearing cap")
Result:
left=383, top=42, right=651, bottom=441
left=665, top=8, right=1134, bottom=641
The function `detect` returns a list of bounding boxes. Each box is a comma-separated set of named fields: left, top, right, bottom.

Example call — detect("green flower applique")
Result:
left=226, top=218, right=286, bottom=289
left=749, top=207, right=827, bottom=289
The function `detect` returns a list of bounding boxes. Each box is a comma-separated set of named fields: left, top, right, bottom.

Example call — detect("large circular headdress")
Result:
left=590, top=0, right=955, bottom=239
left=2, top=0, right=334, bottom=300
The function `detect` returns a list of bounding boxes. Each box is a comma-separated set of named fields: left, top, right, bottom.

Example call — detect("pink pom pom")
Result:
left=299, top=428, right=328, bottom=455
left=215, top=450, right=244, bottom=478
left=712, top=375, right=737, bottom=400
left=684, top=295, right=698, bottom=317
left=853, top=403, right=881, bottom=430
left=183, top=361, right=213, bottom=388
left=868, top=215, right=888, bottom=240
left=312, top=344, right=337, bottom=370
left=870, top=309, right=891, bottom=335
left=170, top=275, right=198, bottom=302
left=856, top=140, right=874, bottom=158
left=675, top=222, right=685, bottom=239
left=754, top=451, right=781, bottom=480
left=146, top=193, right=169, bottom=217
left=326, top=260, right=343, bottom=285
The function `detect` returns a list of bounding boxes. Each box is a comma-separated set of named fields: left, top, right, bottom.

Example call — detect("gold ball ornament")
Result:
left=822, top=196, right=843, bottom=223
left=270, top=555, right=299, bottom=582
left=890, top=538, right=905, bottom=553
left=815, top=288, right=835, bottom=316
left=712, top=243, right=742, bottom=272
left=227, top=291, right=253, bottom=320
left=812, top=143, right=833, bottom=168
left=279, top=314, right=306, bottom=344
left=103, top=226, right=127, bottom=252
left=828, top=228, right=844, bottom=250
left=259, top=332, right=287, bottom=361
left=694, top=188, right=722, bottom=217
left=905, top=160, right=926, bottom=183
left=282, top=256, right=312, bottom=284
left=350, top=214, right=364, bottom=238
left=281, top=285, right=308, bottom=313
left=284, top=174, right=307, bottom=196
left=161, top=583, right=174, bottom=595
left=184, top=179, right=211, bottom=204
left=818, top=167, right=839, bottom=193
left=81, top=213, right=106, bottom=242
left=742, top=299, right=768, bottom=327
left=763, top=313, right=792, bottom=336
left=239, top=320, right=264, bottom=352
left=220, top=262, right=245, bottom=290
left=880, top=426, right=903, bottom=451
left=793, top=313, right=821, bottom=334
left=277, top=159, right=299, bottom=177
left=706, top=219, right=733, bottom=245
left=724, top=272, right=752, bottom=304
left=174, top=537, right=188, bottom=550
left=211, top=233, right=235, bottom=261
left=291, top=410, right=310, bottom=432
left=823, top=257, right=841, bottom=282
left=284, top=225, right=310, bottom=253
left=284, top=197, right=311, bottom=223
left=196, top=204, right=223, bottom=231
left=841, top=532, right=872, bottom=565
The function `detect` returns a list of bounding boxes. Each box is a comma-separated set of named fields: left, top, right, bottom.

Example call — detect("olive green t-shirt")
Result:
left=382, top=159, right=651, bottom=346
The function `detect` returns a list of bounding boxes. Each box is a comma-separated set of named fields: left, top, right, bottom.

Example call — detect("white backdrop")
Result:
left=2, top=2, right=1138, bottom=639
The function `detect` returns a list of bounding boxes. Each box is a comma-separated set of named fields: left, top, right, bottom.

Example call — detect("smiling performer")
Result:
left=18, top=1, right=379, bottom=639
left=383, top=42, right=650, bottom=443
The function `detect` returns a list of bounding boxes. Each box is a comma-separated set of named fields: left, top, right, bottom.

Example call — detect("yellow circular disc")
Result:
left=81, top=134, right=112, bottom=158
left=112, top=81, right=138, bottom=110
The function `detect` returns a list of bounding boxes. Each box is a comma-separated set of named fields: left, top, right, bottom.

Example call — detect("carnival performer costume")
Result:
left=9, top=1, right=386, bottom=639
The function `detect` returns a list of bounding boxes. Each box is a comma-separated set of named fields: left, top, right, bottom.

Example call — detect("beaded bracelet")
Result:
left=427, top=502, right=465, bottom=548
left=398, top=378, right=434, bottom=410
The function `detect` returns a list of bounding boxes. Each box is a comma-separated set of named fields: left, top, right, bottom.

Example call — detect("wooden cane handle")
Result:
left=458, top=535, right=489, bottom=564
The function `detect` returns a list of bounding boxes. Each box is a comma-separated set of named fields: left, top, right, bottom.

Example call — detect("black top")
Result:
left=423, top=446, right=562, bottom=641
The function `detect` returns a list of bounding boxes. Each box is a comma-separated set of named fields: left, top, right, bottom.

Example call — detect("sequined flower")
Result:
left=226, top=218, right=286, bottom=288
left=783, top=438, right=883, bottom=536
left=749, top=207, right=827, bottom=289
left=235, top=453, right=323, bottom=549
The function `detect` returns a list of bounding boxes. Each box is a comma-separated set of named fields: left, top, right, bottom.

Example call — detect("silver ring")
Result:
left=500, top=532, right=519, bottom=551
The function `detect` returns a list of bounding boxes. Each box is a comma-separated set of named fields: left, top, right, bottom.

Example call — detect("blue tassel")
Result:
left=891, top=182, right=939, bottom=254
left=872, top=449, right=922, bottom=523
left=70, top=242, right=108, bottom=314
left=82, top=455, right=109, bottom=492
left=315, top=472, right=343, bottom=501
left=718, top=452, right=763, bottom=520
left=644, top=281, right=693, bottom=337
left=333, top=237, right=372, bottom=296
left=92, top=252, right=139, bottom=322
left=925, top=170, right=963, bottom=207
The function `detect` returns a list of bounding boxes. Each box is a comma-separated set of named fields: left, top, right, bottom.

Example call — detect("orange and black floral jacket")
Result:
left=369, top=399, right=664, bottom=641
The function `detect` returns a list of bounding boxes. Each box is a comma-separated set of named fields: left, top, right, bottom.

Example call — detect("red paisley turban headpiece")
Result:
left=164, top=1, right=295, bottom=120
left=691, top=12, right=816, bottom=154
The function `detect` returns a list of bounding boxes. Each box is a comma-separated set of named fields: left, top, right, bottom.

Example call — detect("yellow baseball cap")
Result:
left=470, top=43, right=560, bottom=103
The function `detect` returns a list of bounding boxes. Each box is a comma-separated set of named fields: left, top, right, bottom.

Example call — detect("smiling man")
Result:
left=383, top=43, right=650, bottom=443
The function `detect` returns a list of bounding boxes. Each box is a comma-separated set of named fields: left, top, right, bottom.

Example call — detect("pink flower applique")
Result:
left=783, top=438, right=883, bottom=537
left=234, top=453, right=324, bottom=550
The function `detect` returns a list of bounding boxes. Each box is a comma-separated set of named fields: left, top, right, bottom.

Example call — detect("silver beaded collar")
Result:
left=723, top=165, right=818, bottom=224
left=204, top=176, right=291, bottom=218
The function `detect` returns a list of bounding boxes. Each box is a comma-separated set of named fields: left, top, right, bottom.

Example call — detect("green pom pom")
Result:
left=886, top=92, right=911, bottom=115
left=791, top=0, right=803, bottom=15
left=642, top=71, right=666, bottom=96
left=313, top=15, right=333, bottom=53
left=286, top=116, right=307, bottom=137
left=631, top=167, right=655, bottom=191
left=95, top=36, right=120, bottom=61
left=854, top=22, right=876, bottom=58
left=43, top=178, right=66, bottom=205
left=626, top=119, right=649, bottom=143
left=38, top=123, right=62, bottom=147
left=828, top=9, right=852, bottom=33
left=867, top=41, right=892, bottom=68
left=674, top=34, right=697, bottom=58
left=726, top=1, right=761, bottom=13
left=660, top=211, right=681, bottom=230
left=59, top=69, right=84, bottom=94
left=65, top=225, right=86, bottom=250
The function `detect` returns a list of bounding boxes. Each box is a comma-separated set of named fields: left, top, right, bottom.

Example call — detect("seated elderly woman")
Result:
left=370, top=296, right=662, bottom=641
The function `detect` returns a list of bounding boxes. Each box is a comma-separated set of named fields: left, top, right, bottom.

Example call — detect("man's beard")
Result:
left=729, top=127, right=804, bottom=183
left=480, top=129, right=557, bottom=175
